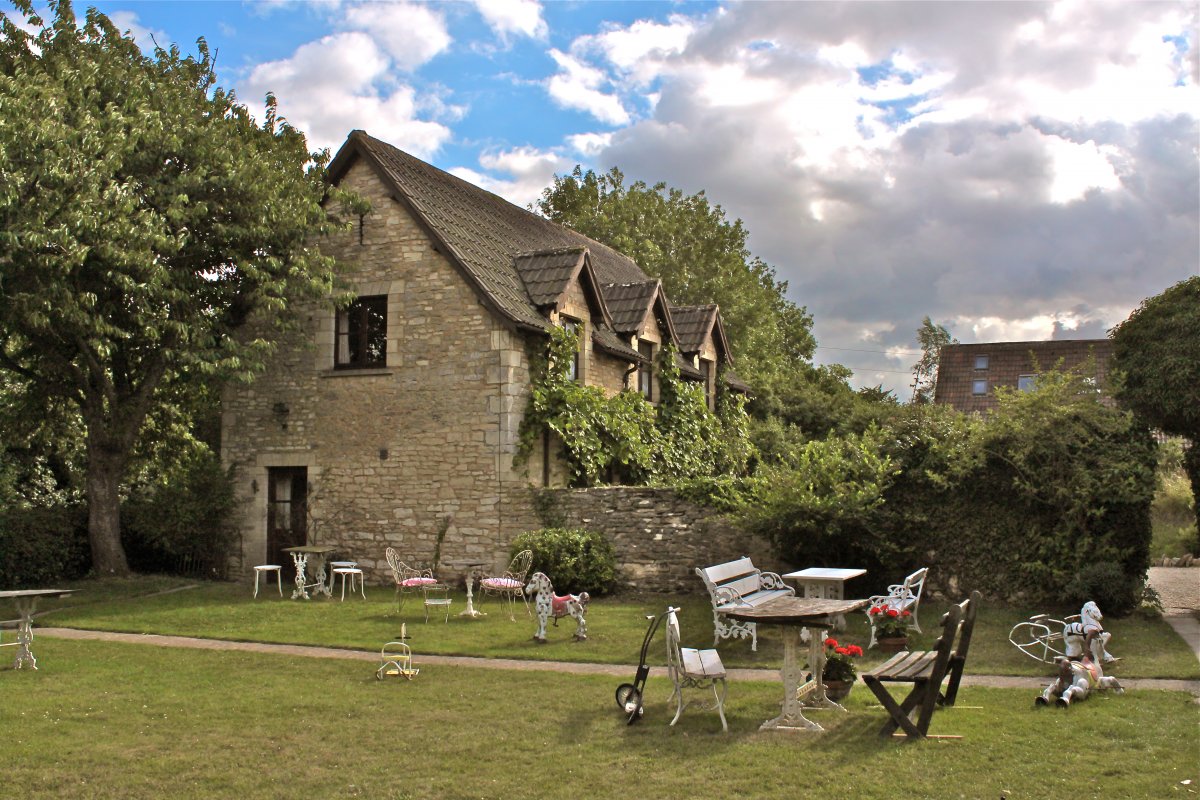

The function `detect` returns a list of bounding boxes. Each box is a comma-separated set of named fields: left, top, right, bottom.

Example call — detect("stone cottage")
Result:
left=220, top=130, right=746, bottom=582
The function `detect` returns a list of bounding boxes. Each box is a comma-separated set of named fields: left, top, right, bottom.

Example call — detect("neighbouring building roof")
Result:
left=934, top=339, right=1115, bottom=414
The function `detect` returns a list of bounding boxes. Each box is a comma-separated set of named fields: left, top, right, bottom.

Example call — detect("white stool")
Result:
left=334, top=567, right=366, bottom=600
left=253, top=565, right=283, bottom=598
left=327, top=561, right=356, bottom=592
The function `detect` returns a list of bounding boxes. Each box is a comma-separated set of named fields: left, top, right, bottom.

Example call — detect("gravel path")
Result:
left=1148, top=566, right=1200, bottom=614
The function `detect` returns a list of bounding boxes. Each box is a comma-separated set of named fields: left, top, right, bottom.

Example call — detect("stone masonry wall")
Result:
left=221, top=156, right=540, bottom=585
left=541, top=487, right=784, bottom=593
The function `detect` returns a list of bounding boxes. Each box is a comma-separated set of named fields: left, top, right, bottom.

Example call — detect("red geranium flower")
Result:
left=824, top=637, right=839, bottom=648
left=869, top=606, right=881, bottom=615
left=886, top=608, right=899, bottom=618
left=901, top=609, right=912, bottom=617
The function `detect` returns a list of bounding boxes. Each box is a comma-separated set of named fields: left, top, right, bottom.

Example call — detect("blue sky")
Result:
left=63, top=1, right=1200, bottom=394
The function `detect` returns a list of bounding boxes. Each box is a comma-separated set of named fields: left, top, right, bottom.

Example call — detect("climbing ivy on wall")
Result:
left=517, top=326, right=753, bottom=487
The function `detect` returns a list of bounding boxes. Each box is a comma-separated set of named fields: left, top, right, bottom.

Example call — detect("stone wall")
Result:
left=541, top=487, right=784, bottom=593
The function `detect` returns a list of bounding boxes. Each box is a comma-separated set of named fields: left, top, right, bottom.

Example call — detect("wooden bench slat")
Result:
left=699, top=558, right=757, bottom=584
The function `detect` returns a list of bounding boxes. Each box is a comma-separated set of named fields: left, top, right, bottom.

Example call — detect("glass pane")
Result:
left=974, top=355, right=989, bottom=370
left=972, top=379, right=987, bottom=395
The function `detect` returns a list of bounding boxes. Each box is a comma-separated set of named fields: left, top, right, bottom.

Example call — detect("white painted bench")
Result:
left=866, top=567, right=928, bottom=648
left=695, top=556, right=795, bottom=652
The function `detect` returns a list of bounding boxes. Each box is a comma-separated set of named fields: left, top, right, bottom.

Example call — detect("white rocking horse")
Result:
left=525, top=572, right=589, bottom=643
left=1036, top=656, right=1123, bottom=707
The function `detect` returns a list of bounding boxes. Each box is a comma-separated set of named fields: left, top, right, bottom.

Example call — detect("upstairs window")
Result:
left=1017, top=374, right=1037, bottom=392
left=971, top=379, right=988, bottom=396
left=336, top=295, right=387, bottom=368
left=561, top=317, right=581, bottom=381
left=700, top=358, right=714, bottom=409
left=637, top=341, right=655, bottom=400
left=973, top=355, right=990, bottom=370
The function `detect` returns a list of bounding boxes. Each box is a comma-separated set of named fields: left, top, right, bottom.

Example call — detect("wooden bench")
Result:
left=695, top=557, right=795, bottom=652
left=866, top=567, right=928, bottom=648
left=861, top=590, right=981, bottom=739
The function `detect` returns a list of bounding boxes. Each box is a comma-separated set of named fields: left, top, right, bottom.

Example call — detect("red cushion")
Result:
left=401, top=577, right=437, bottom=587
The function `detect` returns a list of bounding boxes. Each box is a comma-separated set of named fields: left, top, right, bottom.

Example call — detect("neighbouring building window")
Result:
left=638, top=340, right=654, bottom=400
left=972, top=379, right=988, bottom=396
left=1017, top=374, right=1037, bottom=392
left=561, top=317, right=581, bottom=381
left=973, top=355, right=989, bottom=370
left=336, top=295, right=387, bottom=368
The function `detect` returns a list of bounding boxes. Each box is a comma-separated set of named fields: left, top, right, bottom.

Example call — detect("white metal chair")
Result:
left=665, top=606, right=728, bottom=732
left=333, top=566, right=365, bottom=600
left=386, top=547, right=439, bottom=612
left=866, top=567, right=928, bottom=648
left=479, top=549, right=533, bottom=620
left=376, top=641, right=419, bottom=680
left=253, top=565, right=283, bottom=598
left=422, top=584, right=452, bottom=623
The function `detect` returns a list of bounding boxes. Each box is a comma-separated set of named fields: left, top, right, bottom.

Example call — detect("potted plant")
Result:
left=820, top=637, right=863, bottom=700
left=869, top=605, right=914, bottom=651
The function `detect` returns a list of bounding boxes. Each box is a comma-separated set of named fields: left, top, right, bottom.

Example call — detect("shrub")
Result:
left=0, top=504, right=90, bottom=587
left=510, top=527, right=618, bottom=595
left=122, top=447, right=240, bottom=579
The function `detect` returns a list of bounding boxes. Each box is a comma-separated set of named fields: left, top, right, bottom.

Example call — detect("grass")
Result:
left=2, top=637, right=1197, bottom=800
left=1151, top=467, right=1198, bottom=558
left=38, top=576, right=1200, bottom=680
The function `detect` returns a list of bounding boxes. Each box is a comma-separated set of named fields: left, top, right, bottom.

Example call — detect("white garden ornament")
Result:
left=525, top=572, right=588, bottom=643
left=1036, top=656, right=1123, bottom=707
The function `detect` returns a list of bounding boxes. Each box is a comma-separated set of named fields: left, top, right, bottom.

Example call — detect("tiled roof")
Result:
left=593, top=327, right=640, bottom=361
left=513, top=248, right=586, bottom=307
left=602, top=281, right=661, bottom=333
left=336, top=131, right=647, bottom=331
left=671, top=305, right=718, bottom=353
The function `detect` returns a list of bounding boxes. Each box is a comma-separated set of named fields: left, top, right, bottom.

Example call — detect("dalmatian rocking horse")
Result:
left=1036, top=656, right=1123, bottom=707
left=1008, top=600, right=1118, bottom=664
left=525, top=572, right=589, bottom=643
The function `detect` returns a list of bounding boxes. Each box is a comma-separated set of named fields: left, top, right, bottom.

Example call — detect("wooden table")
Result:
left=0, top=588, right=76, bottom=670
left=722, top=596, right=870, bottom=732
left=282, top=546, right=338, bottom=600
left=443, top=559, right=488, bottom=618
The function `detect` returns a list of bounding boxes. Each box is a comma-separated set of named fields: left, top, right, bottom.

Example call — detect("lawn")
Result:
left=37, top=576, right=1200, bottom=680
left=2, top=637, right=1197, bottom=800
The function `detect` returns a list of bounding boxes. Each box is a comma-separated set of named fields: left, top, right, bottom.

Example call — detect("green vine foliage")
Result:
left=517, top=326, right=753, bottom=487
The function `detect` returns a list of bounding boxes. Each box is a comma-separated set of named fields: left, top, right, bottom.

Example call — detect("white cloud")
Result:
left=240, top=32, right=451, bottom=156
left=472, top=0, right=547, bottom=41
left=577, top=16, right=695, bottom=85
left=546, top=49, right=630, bottom=125
left=1045, top=136, right=1121, bottom=204
left=568, top=132, right=613, bottom=157
left=340, top=2, right=451, bottom=71
left=449, top=146, right=571, bottom=208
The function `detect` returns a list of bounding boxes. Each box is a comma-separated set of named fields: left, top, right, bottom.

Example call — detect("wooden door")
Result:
left=266, top=467, right=308, bottom=580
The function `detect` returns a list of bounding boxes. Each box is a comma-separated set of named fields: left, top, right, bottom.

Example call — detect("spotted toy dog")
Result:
left=525, top=572, right=588, bottom=643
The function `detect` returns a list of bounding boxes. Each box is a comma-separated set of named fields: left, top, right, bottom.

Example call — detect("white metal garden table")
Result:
left=443, top=558, right=489, bottom=618
left=282, top=545, right=337, bottom=600
left=0, top=588, right=76, bottom=670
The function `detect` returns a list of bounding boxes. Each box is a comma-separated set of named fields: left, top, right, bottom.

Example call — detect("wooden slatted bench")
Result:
left=695, top=557, right=795, bottom=652
left=861, top=590, right=981, bottom=739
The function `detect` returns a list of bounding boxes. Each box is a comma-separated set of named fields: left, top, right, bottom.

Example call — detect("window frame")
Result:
left=637, top=340, right=655, bottom=400
left=335, top=294, right=388, bottom=369
left=971, top=378, right=988, bottom=396
left=973, top=355, right=990, bottom=370
left=560, top=317, right=581, bottom=382
left=1017, top=374, right=1037, bottom=392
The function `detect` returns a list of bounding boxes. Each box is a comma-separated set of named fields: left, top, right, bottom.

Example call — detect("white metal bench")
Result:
left=866, top=567, right=928, bottom=648
left=695, top=556, right=795, bottom=651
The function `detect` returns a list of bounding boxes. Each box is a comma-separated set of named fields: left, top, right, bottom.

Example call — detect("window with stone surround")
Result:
left=561, top=317, right=581, bottom=381
left=335, top=295, right=387, bottom=368
left=638, top=340, right=654, bottom=400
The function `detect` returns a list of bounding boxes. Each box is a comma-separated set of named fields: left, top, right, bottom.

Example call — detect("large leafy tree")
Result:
left=1110, top=276, right=1200, bottom=532
left=0, top=2, right=354, bottom=573
left=535, top=166, right=815, bottom=387
left=910, top=316, right=957, bottom=404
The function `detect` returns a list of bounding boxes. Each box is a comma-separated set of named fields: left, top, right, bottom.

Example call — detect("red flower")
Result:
left=835, top=646, right=849, bottom=655
left=869, top=606, right=881, bottom=615
left=901, top=609, right=912, bottom=617
left=824, top=637, right=839, bottom=648
left=849, top=645, right=864, bottom=656
left=886, top=608, right=899, bottom=618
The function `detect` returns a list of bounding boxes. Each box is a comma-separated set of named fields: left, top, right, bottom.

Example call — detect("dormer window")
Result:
left=336, top=295, right=387, bottom=368
left=638, top=341, right=655, bottom=400
left=561, top=317, right=581, bottom=382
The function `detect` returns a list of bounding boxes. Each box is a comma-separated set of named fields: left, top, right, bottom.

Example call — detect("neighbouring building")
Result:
left=220, top=130, right=745, bottom=582
left=933, top=339, right=1115, bottom=414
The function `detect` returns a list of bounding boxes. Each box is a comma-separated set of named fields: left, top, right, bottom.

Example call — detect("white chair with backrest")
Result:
left=479, top=549, right=534, bottom=620
left=386, top=547, right=439, bottom=613
left=866, top=567, right=928, bottom=648
left=253, top=565, right=283, bottom=599
left=665, top=606, right=728, bottom=732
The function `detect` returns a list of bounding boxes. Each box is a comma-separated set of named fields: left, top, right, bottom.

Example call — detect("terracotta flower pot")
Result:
left=877, top=635, right=909, bottom=653
left=823, top=678, right=854, bottom=701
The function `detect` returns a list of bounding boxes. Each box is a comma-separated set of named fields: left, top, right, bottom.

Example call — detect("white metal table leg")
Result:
left=13, top=595, right=39, bottom=670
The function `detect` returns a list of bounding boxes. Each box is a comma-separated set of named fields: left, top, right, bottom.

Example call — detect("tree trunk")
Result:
left=85, top=437, right=131, bottom=576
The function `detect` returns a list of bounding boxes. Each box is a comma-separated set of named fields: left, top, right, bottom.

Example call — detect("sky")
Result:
left=64, top=0, right=1200, bottom=396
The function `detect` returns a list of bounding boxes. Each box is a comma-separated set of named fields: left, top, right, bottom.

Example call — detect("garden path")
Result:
left=34, top=626, right=1200, bottom=695
left=1148, top=566, right=1200, bottom=665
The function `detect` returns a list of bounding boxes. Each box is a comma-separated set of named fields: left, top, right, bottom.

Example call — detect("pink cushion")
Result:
left=401, top=577, right=437, bottom=587
left=482, top=578, right=521, bottom=589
